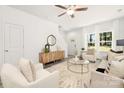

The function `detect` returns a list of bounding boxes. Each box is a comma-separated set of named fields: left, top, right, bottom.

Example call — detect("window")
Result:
left=87, top=32, right=112, bottom=51
left=99, top=32, right=112, bottom=51
left=87, top=33, right=95, bottom=47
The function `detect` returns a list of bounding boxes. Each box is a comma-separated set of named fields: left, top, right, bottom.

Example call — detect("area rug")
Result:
left=46, top=60, right=99, bottom=88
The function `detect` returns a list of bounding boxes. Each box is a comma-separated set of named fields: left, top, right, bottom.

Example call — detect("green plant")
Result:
left=45, top=48, right=49, bottom=53
left=44, top=44, right=50, bottom=53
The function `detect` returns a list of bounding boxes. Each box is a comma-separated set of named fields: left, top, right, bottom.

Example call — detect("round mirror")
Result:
left=47, top=35, right=56, bottom=46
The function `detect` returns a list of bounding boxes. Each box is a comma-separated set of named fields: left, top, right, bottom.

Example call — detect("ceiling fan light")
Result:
left=67, top=10, right=74, bottom=15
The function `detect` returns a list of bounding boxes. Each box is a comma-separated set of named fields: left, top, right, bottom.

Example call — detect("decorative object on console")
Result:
left=45, top=43, right=50, bottom=53
left=116, top=39, right=124, bottom=54
left=44, top=35, right=56, bottom=53
left=47, top=34, right=56, bottom=46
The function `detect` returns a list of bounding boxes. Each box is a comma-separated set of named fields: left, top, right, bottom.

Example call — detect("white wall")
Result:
left=119, top=17, right=124, bottom=39
left=65, top=17, right=124, bottom=53
left=83, top=18, right=124, bottom=51
left=0, top=6, right=67, bottom=66
left=114, top=17, right=124, bottom=51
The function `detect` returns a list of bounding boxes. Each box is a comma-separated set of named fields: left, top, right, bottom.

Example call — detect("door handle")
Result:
left=4, top=50, right=8, bottom=52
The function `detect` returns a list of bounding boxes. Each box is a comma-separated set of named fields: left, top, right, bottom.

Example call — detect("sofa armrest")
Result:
left=34, top=63, right=43, bottom=71
left=89, top=70, right=124, bottom=88
left=28, top=71, right=59, bottom=88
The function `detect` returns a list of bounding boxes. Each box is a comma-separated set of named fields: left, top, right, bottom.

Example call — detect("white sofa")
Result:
left=1, top=63, right=59, bottom=88
left=88, top=59, right=124, bottom=88
left=89, top=71, right=124, bottom=88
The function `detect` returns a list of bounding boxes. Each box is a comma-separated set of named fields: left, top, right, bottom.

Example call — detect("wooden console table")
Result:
left=39, top=51, right=65, bottom=64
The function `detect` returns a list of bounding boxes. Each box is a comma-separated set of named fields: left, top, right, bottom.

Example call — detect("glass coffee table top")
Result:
left=67, top=58, right=90, bottom=74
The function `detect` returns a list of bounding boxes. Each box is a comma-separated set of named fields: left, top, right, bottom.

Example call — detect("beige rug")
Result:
left=46, top=60, right=100, bottom=88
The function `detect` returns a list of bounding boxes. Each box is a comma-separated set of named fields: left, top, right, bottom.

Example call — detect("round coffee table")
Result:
left=67, top=58, right=89, bottom=74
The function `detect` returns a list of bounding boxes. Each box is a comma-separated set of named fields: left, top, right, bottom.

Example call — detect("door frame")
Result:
left=3, top=22, right=24, bottom=64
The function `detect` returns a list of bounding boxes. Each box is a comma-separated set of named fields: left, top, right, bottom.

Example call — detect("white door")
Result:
left=4, top=23, right=24, bottom=65
left=68, top=39, right=77, bottom=56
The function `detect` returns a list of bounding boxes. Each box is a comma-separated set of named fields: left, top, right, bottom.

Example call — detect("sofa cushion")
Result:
left=90, top=71, right=124, bottom=88
left=108, top=61, right=124, bottom=79
left=36, top=69, right=50, bottom=80
left=18, top=58, right=34, bottom=82
left=114, top=55, right=124, bottom=62
left=1, top=64, right=28, bottom=87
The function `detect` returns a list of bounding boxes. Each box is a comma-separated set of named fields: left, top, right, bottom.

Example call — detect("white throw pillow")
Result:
left=108, top=61, right=124, bottom=79
left=30, top=62, right=36, bottom=81
left=18, top=58, right=34, bottom=82
left=1, top=64, right=28, bottom=87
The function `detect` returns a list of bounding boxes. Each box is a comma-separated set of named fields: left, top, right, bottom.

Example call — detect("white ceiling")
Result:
left=9, top=5, right=124, bottom=31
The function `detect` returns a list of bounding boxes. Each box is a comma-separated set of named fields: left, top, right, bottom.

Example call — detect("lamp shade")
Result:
left=116, top=39, right=124, bottom=46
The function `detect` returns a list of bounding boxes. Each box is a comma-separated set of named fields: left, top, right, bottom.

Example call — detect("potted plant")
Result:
left=44, top=43, right=50, bottom=53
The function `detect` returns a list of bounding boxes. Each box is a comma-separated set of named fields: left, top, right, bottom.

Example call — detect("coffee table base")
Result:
left=67, top=63, right=89, bottom=74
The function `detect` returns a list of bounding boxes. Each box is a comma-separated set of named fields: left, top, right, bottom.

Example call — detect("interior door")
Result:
left=68, top=39, right=77, bottom=56
left=4, top=23, right=24, bottom=65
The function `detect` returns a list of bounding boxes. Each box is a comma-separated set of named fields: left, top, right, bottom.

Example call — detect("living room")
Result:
left=0, top=3, right=124, bottom=89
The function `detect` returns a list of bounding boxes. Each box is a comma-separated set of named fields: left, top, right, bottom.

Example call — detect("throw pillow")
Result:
left=108, top=61, right=124, bottom=79
left=30, top=62, right=36, bottom=81
left=18, top=58, right=34, bottom=82
left=105, top=65, right=110, bottom=73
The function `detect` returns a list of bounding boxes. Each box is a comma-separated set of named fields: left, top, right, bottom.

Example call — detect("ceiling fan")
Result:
left=55, top=5, right=88, bottom=18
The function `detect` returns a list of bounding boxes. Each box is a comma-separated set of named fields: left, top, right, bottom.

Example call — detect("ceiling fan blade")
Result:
left=58, top=12, right=66, bottom=17
left=75, top=7, right=88, bottom=11
left=55, top=5, right=67, bottom=10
